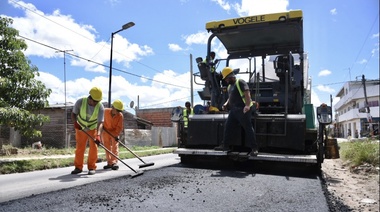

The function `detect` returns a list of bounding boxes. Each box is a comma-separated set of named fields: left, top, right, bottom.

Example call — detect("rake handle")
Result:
left=81, top=129, right=138, bottom=173
left=103, top=128, right=146, bottom=164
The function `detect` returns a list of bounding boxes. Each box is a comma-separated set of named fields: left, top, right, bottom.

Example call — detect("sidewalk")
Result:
left=0, top=148, right=177, bottom=162
left=336, top=137, right=379, bottom=143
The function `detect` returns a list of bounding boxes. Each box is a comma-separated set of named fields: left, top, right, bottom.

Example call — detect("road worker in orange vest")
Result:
left=102, top=99, right=124, bottom=170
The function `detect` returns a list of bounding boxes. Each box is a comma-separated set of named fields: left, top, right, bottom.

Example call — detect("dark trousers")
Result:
left=223, top=107, right=258, bottom=150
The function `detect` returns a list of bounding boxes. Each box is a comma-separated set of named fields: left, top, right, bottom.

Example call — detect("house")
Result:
left=136, top=107, right=176, bottom=127
left=1, top=102, right=153, bottom=148
left=334, top=78, right=379, bottom=138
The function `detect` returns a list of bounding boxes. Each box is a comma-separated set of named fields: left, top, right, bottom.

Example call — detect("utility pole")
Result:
left=361, top=74, right=372, bottom=136
left=57, top=49, right=73, bottom=148
left=190, top=54, right=193, bottom=106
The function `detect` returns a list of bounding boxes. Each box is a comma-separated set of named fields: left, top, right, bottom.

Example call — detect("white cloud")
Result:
left=317, top=85, right=335, bottom=93
left=311, top=90, right=322, bottom=108
left=234, top=0, right=289, bottom=17
left=168, top=43, right=183, bottom=52
left=36, top=68, right=205, bottom=109
left=318, top=69, right=332, bottom=77
left=330, top=8, right=337, bottom=15
left=372, top=33, right=379, bottom=38
left=183, top=31, right=210, bottom=45
left=358, top=59, right=367, bottom=64
left=371, top=42, right=379, bottom=58
left=7, top=0, right=153, bottom=73
left=211, top=0, right=231, bottom=11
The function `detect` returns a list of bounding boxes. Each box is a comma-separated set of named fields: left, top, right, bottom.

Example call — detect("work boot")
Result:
left=249, top=149, right=259, bottom=157
left=88, top=169, right=96, bottom=175
left=71, top=168, right=82, bottom=174
left=103, top=164, right=113, bottom=169
left=214, top=144, right=230, bottom=151
left=111, top=164, right=119, bottom=170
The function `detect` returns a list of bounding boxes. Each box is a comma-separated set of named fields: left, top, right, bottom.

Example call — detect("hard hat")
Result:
left=209, top=106, right=219, bottom=112
left=112, top=99, right=124, bottom=111
left=221, top=67, right=234, bottom=79
left=89, top=87, right=102, bottom=101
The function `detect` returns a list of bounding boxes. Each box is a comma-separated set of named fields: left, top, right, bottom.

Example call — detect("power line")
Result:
left=10, top=0, right=190, bottom=85
left=348, top=12, right=379, bottom=76
left=139, top=96, right=191, bottom=109
left=312, top=81, right=346, bottom=87
left=18, top=35, right=190, bottom=89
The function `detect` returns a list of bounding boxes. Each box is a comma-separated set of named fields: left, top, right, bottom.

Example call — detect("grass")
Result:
left=339, top=138, right=379, bottom=168
left=0, top=145, right=176, bottom=174
left=1, top=138, right=379, bottom=174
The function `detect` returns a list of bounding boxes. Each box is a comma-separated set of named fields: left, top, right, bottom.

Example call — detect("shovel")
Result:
left=103, top=128, right=155, bottom=168
left=81, top=129, right=143, bottom=178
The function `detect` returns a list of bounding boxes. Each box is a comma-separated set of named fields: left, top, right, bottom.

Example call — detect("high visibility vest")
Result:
left=228, top=79, right=254, bottom=107
left=183, top=108, right=194, bottom=128
left=203, top=58, right=215, bottom=73
left=77, top=97, right=101, bottom=130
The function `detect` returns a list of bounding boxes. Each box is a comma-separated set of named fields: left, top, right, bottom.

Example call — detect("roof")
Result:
left=206, top=10, right=303, bottom=57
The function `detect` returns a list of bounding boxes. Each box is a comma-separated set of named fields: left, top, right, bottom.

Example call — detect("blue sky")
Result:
left=1, top=0, right=379, bottom=114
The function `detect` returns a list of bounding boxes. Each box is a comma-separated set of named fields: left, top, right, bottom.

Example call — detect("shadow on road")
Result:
left=173, top=156, right=321, bottom=179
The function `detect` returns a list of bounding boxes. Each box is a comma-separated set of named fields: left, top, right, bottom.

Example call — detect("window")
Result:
left=368, top=100, right=379, bottom=107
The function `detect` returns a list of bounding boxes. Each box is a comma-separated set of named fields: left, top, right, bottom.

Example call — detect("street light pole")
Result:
left=108, top=22, right=135, bottom=108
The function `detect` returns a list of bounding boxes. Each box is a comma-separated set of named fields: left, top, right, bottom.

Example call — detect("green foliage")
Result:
left=0, top=146, right=175, bottom=174
left=0, top=17, right=52, bottom=138
left=340, top=140, right=380, bottom=167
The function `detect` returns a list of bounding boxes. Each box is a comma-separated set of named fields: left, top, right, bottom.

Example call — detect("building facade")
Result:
left=334, top=78, right=379, bottom=138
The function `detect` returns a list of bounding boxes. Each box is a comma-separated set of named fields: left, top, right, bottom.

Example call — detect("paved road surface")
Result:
left=0, top=154, right=329, bottom=212
left=0, top=154, right=178, bottom=203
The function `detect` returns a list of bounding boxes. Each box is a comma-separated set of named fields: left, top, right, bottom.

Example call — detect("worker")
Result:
left=183, top=101, right=194, bottom=129
left=71, top=87, right=105, bottom=175
left=214, top=67, right=259, bottom=157
left=181, top=101, right=194, bottom=145
left=204, top=51, right=221, bottom=107
left=204, top=51, right=217, bottom=73
left=102, top=99, right=124, bottom=170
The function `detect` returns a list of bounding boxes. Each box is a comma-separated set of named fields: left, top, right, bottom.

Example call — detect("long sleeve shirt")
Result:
left=103, top=108, right=124, bottom=137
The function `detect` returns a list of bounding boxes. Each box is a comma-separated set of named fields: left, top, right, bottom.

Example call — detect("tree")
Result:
left=0, top=17, right=52, bottom=148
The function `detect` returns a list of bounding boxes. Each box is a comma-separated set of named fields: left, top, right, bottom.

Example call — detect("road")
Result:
left=0, top=153, right=329, bottom=212
left=0, top=154, right=176, bottom=203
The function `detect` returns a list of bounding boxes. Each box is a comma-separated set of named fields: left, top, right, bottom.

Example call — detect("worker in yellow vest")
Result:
left=181, top=101, right=194, bottom=145
left=183, top=101, right=194, bottom=129
left=204, top=51, right=221, bottom=107
left=215, top=67, right=259, bottom=157
left=71, top=87, right=105, bottom=175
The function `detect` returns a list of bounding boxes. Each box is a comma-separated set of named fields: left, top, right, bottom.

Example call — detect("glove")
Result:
left=94, top=135, right=101, bottom=146
left=253, top=102, right=260, bottom=110
left=74, top=122, right=82, bottom=130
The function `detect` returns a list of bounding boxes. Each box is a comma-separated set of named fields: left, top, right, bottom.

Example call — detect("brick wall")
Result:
left=136, top=107, right=175, bottom=127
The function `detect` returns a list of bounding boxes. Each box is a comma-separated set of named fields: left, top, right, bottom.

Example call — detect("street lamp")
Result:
left=108, top=22, right=135, bottom=107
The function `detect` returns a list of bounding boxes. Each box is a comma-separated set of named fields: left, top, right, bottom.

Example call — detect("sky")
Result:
left=1, top=0, right=379, bottom=114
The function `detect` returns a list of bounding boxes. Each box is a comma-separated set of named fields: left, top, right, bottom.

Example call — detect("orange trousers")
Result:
left=74, top=129, right=98, bottom=170
left=102, top=132, right=119, bottom=165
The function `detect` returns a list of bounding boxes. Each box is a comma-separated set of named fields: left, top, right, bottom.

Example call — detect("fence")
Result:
left=123, top=126, right=177, bottom=147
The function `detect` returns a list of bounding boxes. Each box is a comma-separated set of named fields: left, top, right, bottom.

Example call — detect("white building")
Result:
left=334, top=77, right=379, bottom=138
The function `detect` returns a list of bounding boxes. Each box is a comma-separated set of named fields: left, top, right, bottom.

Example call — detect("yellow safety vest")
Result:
left=183, top=108, right=194, bottom=128
left=228, top=79, right=253, bottom=107
left=77, top=97, right=101, bottom=130
left=203, top=58, right=215, bottom=73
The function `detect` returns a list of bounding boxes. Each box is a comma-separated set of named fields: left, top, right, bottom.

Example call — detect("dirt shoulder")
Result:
left=322, top=157, right=379, bottom=212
